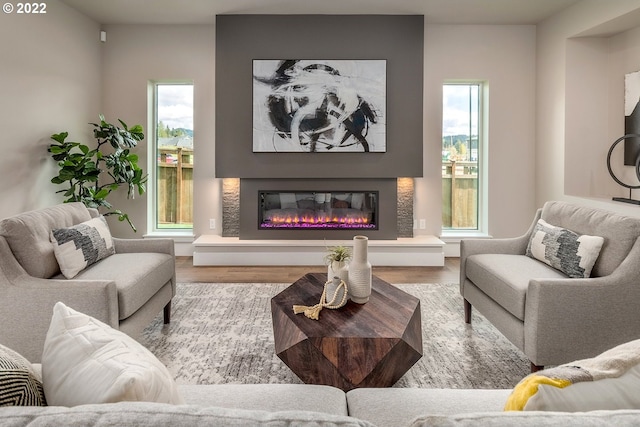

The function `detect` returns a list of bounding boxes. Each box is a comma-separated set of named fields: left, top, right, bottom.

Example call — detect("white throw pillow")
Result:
left=524, top=363, right=640, bottom=411
left=42, top=302, right=184, bottom=406
left=525, top=219, right=604, bottom=278
left=505, top=339, right=640, bottom=412
left=50, top=216, right=115, bottom=279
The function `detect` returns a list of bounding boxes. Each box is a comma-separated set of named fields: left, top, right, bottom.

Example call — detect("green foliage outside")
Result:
left=157, top=121, right=193, bottom=139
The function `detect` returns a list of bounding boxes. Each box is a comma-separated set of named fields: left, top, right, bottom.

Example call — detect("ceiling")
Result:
left=59, top=0, right=583, bottom=25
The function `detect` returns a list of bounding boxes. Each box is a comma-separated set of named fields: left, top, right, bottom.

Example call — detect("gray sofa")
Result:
left=461, top=201, right=640, bottom=371
left=2, top=383, right=640, bottom=426
left=0, top=203, right=176, bottom=363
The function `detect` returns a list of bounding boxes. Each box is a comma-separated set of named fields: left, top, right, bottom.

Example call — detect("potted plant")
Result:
left=324, top=244, right=351, bottom=280
left=48, top=115, right=147, bottom=231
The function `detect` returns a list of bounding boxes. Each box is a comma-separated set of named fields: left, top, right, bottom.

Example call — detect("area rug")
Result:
left=139, top=282, right=530, bottom=389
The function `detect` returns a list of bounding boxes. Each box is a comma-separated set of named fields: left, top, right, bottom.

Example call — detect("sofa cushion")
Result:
left=57, top=253, right=174, bottom=320
left=180, top=384, right=349, bottom=416
left=50, top=216, right=115, bottom=279
left=0, top=344, right=46, bottom=407
left=541, top=201, right=640, bottom=277
left=347, top=388, right=511, bottom=427
left=465, top=254, right=566, bottom=320
left=42, top=302, right=184, bottom=407
left=0, top=203, right=91, bottom=279
left=526, top=219, right=604, bottom=279
left=0, top=402, right=375, bottom=427
left=505, top=338, right=640, bottom=412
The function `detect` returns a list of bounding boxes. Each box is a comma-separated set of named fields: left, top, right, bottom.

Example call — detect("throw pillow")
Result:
left=42, top=302, right=184, bottom=407
left=50, top=216, right=115, bottom=279
left=0, top=344, right=46, bottom=406
left=525, top=218, right=604, bottom=278
left=505, top=338, right=640, bottom=411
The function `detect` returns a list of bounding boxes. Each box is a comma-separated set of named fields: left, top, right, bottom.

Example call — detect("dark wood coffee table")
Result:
left=271, top=273, right=422, bottom=391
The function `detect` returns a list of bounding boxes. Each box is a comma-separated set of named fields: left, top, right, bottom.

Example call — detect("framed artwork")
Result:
left=253, top=59, right=386, bottom=153
left=624, top=70, right=640, bottom=165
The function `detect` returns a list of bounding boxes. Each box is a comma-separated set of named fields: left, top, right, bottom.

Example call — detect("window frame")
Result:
left=441, top=81, right=487, bottom=236
left=147, top=80, right=194, bottom=234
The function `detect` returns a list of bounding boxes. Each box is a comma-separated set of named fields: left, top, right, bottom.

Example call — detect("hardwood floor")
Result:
left=176, top=256, right=460, bottom=284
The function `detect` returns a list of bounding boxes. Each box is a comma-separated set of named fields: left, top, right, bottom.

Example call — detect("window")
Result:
left=152, top=83, right=194, bottom=231
left=442, top=83, right=481, bottom=231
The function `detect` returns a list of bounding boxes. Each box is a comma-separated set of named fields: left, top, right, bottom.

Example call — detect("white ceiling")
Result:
left=59, top=0, right=583, bottom=25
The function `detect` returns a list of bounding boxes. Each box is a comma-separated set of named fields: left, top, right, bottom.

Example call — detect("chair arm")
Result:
left=113, top=237, right=175, bottom=256
left=460, top=209, right=541, bottom=286
left=0, top=275, right=118, bottom=363
left=524, top=236, right=640, bottom=366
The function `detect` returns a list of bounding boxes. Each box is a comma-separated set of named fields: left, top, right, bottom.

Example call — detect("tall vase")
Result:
left=348, top=235, right=372, bottom=304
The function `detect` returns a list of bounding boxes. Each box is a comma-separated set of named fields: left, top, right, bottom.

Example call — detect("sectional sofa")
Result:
left=3, top=383, right=640, bottom=426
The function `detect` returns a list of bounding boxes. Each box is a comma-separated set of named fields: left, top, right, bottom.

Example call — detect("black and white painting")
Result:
left=253, top=59, right=386, bottom=153
left=625, top=71, right=640, bottom=166
left=626, top=70, right=640, bottom=135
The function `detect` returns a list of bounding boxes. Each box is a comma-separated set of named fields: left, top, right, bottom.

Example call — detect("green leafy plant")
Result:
left=324, top=245, right=352, bottom=265
left=48, top=114, right=147, bottom=232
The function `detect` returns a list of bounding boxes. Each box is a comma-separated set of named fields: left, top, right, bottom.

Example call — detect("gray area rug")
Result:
left=140, top=282, right=530, bottom=389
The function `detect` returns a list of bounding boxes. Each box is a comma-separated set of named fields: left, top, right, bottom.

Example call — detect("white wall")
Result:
left=101, top=24, right=216, bottom=238
left=418, top=24, right=537, bottom=238
left=11, top=4, right=640, bottom=241
left=98, top=22, right=539, bottom=241
left=536, top=0, right=640, bottom=214
left=0, top=0, right=101, bottom=219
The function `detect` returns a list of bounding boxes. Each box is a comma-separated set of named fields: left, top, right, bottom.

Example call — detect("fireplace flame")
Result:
left=262, top=210, right=374, bottom=229
left=269, top=213, right=369, bottom=225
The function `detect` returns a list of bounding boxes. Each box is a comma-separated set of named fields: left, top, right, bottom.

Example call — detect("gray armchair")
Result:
left=460, top=201, right=640, bottom=371
left=0, top=203, right=175, bottom=362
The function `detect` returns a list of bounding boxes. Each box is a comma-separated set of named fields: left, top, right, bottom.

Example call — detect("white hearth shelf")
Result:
left=192, top=235, right=444, bottom=267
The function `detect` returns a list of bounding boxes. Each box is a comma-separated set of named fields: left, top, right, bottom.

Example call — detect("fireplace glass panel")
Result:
left=259, top=191, right=378, bottom=230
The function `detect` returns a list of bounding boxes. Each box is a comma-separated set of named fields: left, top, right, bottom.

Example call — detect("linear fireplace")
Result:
left=239, top=178, right=398, bottom=240
left=259, top=191, right=378, bottom=230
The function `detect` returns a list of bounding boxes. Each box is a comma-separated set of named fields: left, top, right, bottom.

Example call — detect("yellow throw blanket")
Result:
left=505, top=339, right=640, bottom=411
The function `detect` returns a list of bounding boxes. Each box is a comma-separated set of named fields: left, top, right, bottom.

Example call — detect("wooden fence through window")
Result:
left=158, top=147, right=193, bottom=227
left=442, top=160, right=478, bottom=229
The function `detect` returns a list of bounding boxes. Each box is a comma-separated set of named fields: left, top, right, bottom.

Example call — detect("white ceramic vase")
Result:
left=348, top=235, right=372, bottom=304
left=327, top=260, right=349, bottom=283
left=323, top=276, right=348, bottom=308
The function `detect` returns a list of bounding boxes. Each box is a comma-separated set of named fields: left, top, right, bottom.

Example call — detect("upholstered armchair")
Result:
left=0, top=203, right=176, bottom=362
left=460, top=201, right=640, bottom=371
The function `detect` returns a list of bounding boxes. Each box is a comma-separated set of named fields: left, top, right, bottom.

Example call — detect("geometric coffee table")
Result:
left=271, top=273, right=422, bottom=391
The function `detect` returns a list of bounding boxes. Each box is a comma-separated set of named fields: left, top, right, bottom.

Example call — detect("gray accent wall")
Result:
left=215, top=15, right=424, bottom=179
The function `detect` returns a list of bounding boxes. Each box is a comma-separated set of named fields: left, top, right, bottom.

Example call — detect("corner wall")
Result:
left=536, top=0, right=640, bottom=214
left=0, top=0, right=101, bottom=219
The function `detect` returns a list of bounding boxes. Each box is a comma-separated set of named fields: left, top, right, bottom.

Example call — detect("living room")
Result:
left=2, top=0, right=639, bottom=245
left=2, top=0, right=640, bottom=425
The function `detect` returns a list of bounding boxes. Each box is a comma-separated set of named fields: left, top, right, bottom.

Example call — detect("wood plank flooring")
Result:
left=176, top=256, right=460, bottom=284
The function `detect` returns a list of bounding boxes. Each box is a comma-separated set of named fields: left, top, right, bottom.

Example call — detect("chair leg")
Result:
left=530, top=362, right=544, bottom=373
left=464, top=299, right=472, bottom=324
left=163, top=300, right=171, bottom=324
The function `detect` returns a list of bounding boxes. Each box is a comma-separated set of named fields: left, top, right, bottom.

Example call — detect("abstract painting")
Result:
left=624, top=70, right=640, bottom=165
left=253, top=59, right=386, bottom=153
